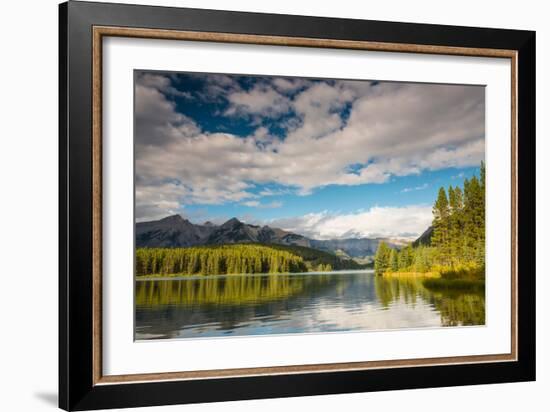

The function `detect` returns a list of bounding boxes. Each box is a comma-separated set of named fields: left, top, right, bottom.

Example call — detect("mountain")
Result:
left=311, top=238, right=388, bottom=258
left=204, top=217, right=312, bottom=247
left=135, top=215, right=216, bottom=247
left=136, top=215, right=404, bottom=259
left=412, top=226, right=433, bottom=247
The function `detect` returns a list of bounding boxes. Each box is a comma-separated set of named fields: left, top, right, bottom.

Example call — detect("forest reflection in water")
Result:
left=135, top=271, right=485, bottom=340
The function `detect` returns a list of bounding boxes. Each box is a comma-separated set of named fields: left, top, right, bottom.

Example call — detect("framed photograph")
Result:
left=59, top=1, right=535, bottom=410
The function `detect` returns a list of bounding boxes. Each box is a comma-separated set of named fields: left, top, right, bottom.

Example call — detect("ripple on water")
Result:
left=134, top=272, right=485, bottom=340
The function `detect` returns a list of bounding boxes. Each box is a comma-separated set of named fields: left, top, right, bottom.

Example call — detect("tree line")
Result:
left=136, top=244, right=311, bottom=276
left=136, top=272, right=332, bottom=307
left=266, top=243, right=362, bottom=271
left=375, top=162, right=485, bottom=277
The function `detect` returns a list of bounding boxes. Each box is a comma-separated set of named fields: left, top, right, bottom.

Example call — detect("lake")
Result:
left=135, top=270, right=485, bottom=340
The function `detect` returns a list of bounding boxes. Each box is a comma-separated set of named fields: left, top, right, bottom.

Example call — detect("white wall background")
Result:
left=0, top=1, right=546, bottom=411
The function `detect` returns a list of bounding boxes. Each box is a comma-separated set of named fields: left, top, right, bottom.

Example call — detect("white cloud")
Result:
left=135, top=76, right=200, bottom=147
left=265, top=201, right=283, bottom=209
left=401, top=183, right=429, bottom=193
left=224, top=83, right=291, bottom=119
left=241, top=200, right=260, bottom=207
left=271, top=77, right=309, bottom=93
left=242, top=200, right=283, bottom=209
left=137, top=73, right=192, bottom=98
left=135, top=182, right=189, bottom=222
left=286, top=81, right=355, bottom=140
left=270, top=205, right=433, bottom=240
left=196, top=73, right=242, bottom=102
left=135, top=74, right=484, bottom=219
left=258, top=187, right=293, bottom=197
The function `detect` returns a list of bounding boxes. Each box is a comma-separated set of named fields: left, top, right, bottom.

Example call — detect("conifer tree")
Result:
left=135, top=244, right=315, bottom=276
left=478, top=161, right=486, bottom=267
left=463, top=174, right=484, bottom=264
left=373, top=161, right=485, bottom=277
left=448, top=185, right=464, bottom=264
left=374, top=241, right=391, bottom=275
left=390, top=248, right=399, bottom=272
left=432, top=187, right=451, bottom=265
left=398, top=244, right=414, bottom=270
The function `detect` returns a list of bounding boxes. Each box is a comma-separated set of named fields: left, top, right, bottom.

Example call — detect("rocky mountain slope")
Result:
left=136, top=214, right=405, bottom=259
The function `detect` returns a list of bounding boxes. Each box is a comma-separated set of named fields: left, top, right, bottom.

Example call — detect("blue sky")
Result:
left=134, top=71, right=484, bottom=239
left=183, top=167, right=480, bottom=224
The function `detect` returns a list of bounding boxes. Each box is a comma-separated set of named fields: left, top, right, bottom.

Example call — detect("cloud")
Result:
left=269, top=205, right=433, bottom=240
left=135, top=182, right=188, bottom=222
left=272, top=77, right=309, bottom=93
left=135, top=75, right=200, bottom=147
left=265, top=201, right=283, bottom=208
left=241, top=200, right=260, bottom=207
left=137, top=73, right=193, bottom=98
left=242, top=200, right=283, bottom=209
left=134, top=73, right=484, bottom=219
left=401, top=183, right=429, bottom=193
left=224, top=83, right=291, bottom=119
left=194, top=73, right=242, bottom=102
left=258, top=187, right=294, bottom=197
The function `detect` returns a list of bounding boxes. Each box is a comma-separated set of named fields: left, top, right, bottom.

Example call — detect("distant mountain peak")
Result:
left=136, top=215, right=405, bottom=259
left=160, top=214, right=185, bottom=223
left=413, top=226, right=433, bottom=247
left=222, top=217, right=242, bottom=227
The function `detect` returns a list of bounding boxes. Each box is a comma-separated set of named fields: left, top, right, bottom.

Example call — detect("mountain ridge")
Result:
left=412, top=226, right=433, bottom=247
left=136, top=214, right=406, bottom=260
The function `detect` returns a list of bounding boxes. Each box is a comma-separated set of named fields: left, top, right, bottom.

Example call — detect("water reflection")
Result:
left=135, top=271, right=485, bottom=340
left=374, top=276, right=485, bottom=326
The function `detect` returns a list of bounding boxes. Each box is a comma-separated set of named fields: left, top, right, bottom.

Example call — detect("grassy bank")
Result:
left=422, top=277, right=485, bottom=292
left=422, top=265, right=485, bottom=291
left=380, top=264, right=485, bottom=292
left=136, top=273, right=201, bottom=279
left=382, top=271, right=440, bottom=278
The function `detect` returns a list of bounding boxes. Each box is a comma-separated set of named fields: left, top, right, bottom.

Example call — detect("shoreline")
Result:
left=136, top=268, right=374, bottom=281
left=381, top=271, right=440, bottom=278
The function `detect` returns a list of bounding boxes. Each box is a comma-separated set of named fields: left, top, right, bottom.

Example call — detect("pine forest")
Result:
left=374, top=162, right=486, bottom=289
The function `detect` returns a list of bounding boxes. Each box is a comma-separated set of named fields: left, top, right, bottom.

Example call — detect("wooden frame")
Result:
left=60, top=1, right=535, bottom=410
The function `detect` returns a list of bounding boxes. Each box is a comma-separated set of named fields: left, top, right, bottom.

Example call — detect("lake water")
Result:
left=135, top=270, right=485, bottom=340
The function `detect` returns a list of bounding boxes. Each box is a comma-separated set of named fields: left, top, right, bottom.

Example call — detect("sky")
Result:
left=134, top=71, right=485, bottom=240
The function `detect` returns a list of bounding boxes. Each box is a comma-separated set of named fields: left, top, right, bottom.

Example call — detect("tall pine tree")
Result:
left=448, top=185, right=464, bottom=264
left=390, top=248, right=399, bottom=272
left=374, top=161, right=486, bottom=276
left=374, top=241, right=391, bottom=275
left=432, top=187, right=451, bottom=265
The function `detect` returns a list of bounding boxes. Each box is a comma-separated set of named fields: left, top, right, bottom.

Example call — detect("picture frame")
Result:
left=59, top=1, right=536, bottom=410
